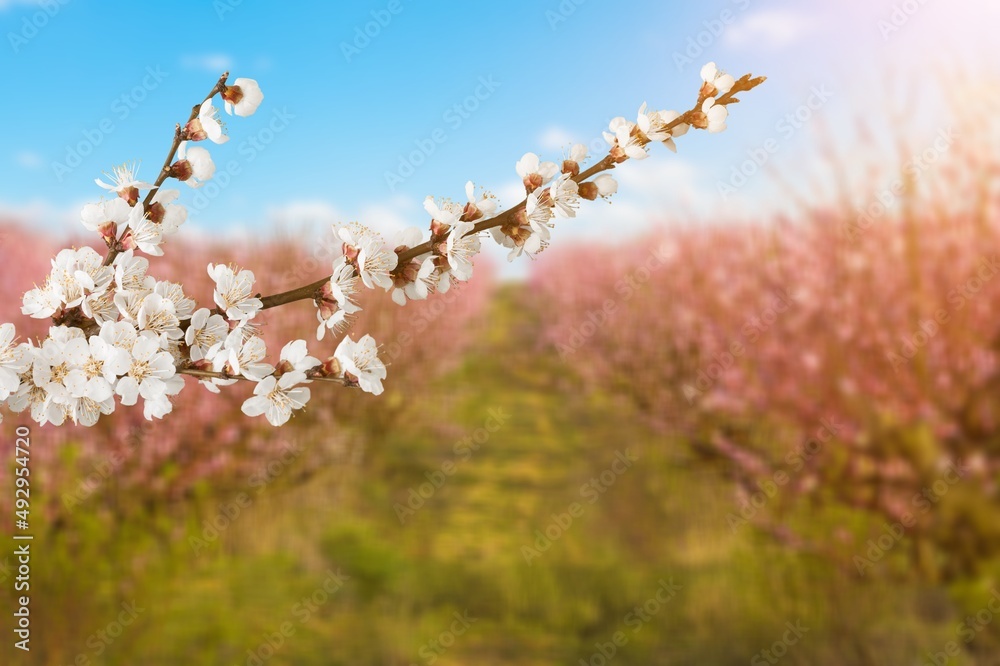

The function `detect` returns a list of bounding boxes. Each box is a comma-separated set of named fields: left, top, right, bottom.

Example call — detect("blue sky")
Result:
left=1, top=0, right=994, bottom=272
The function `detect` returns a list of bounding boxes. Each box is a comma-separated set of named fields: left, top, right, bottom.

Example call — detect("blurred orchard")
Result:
left=4, top=84, right=1000, bottom=664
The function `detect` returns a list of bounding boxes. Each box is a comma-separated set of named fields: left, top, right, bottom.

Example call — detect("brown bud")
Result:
left=562, top=159, right=580, bottom=177
left=699, top=81, right=717, bottom=99
left=461, top=202, right=483, bottom=222
left=147, top=202, right=165, bottom=224
left=578, top=182, right=599, bottom=201
left=689, top=112, right=708, bottom=130
left=97, top=221, right=118, bottom=247
left=430, top=219, right=450, bottom=238
left=184, top=118, right=208, bottom=142
left=119, top=229, right=137, bottom=251
left=118, top=186, right=140, bottom=206
left=221, top=84, right=245, bottom=106
left=169, top=160, right=193, bottom=181
left=523, top=174, right=543, bottom=193
left=318, top=356, right=341, bottom=378
left=609, top=145, right=627, bottom=164
left=342, top=242, right=360, bottom=263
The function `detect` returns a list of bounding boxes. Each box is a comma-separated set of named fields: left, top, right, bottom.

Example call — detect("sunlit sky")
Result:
left=1, top=0, right=996, bottom=273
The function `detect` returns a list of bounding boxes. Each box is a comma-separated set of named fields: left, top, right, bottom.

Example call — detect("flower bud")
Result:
left=221, top=85, right=245, bottom=107
left=461, top=201, right=483, bottom=222
left=523, top=173, right=544, bottom=193
left=97, top=221, right=118, bottom=247
left=184, top=118, right=208, bottom=142
left=562, top=159, right=580, bottom=177
left=169, top=160, right=193, bottom=181
left=319, top=356, right=342, bottom=378
left=578, top=182, right=599, bottom=201
left=118, top=186, right=140, bottom=206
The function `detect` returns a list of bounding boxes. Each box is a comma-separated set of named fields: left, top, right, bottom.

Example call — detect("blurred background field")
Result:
left=3, top=84, right=1000, bottom=663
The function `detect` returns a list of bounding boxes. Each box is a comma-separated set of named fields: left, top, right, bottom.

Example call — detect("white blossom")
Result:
left=334, top=334, right=386, bottom=396
left=177, top=142, right=216, bottom=188
left=338, top=223, right=397, bottom=291
left=148, top=189, right=188, bottom=235
left=549, top=172, right=580, bottom=219
left=95, top=162, right=153, bottom=202
left=223, top=78, right=264, bottom=117
left=391, top=257, right=436, bottom=306
left=604, top=117, right=647, bottom=160
left=80, top=197, right=132, bottom=233
left=594, top=173, right=618, bottom=196
left=444, top=222, right=480, bottom=282
left=49, top=247, right=114, bottom=308
left=241, top=371, right=310, bottom=426
left=137, top=292, right=183, bottom=341
left=122, top=204, right=164, bottom=256
left=185, top=308, right=229, bottom=361
left=209, top=263, right=263, bottom=321
left=196, top=99, right=228, bottom=144
left=0, top=324, right=30, bottom=400
left=465, top=181, right=497, bottom=218
left=515, top=153, right=559, bottom=191
left=702, top=97, right=728, bottom=133
left=116, top=335, right=177, bottom=407
left=208, top=329, right=272, bottom=381
left=700, top=62, right=735, bottom=95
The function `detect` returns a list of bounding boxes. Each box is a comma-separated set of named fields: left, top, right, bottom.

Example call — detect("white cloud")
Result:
left=538, top=126, right=575, bottom=152
left=725, top=10, right=817, bottom=51
left=264, top=194, right=420, bottom=248
left=0, top=0, right=42, bottom=10
left=14, top=151, right=43, bottom=170
left=0, top=198, right=83, bottom=230
left=180, top=54, right=234, bottom=73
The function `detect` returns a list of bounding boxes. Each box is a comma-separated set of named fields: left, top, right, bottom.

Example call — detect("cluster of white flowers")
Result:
left=0, top=63, right=762, bottom=428
left=0, top=74, right=394, bottom=428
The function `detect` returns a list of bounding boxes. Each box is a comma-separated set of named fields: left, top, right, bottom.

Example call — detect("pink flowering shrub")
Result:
left=532, top=127, right=1000, bottom=581
left=0, top=221, right=492, bottom=521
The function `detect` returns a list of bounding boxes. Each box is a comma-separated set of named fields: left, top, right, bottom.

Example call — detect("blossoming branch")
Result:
left=0, top=64, right=764, bottom=427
